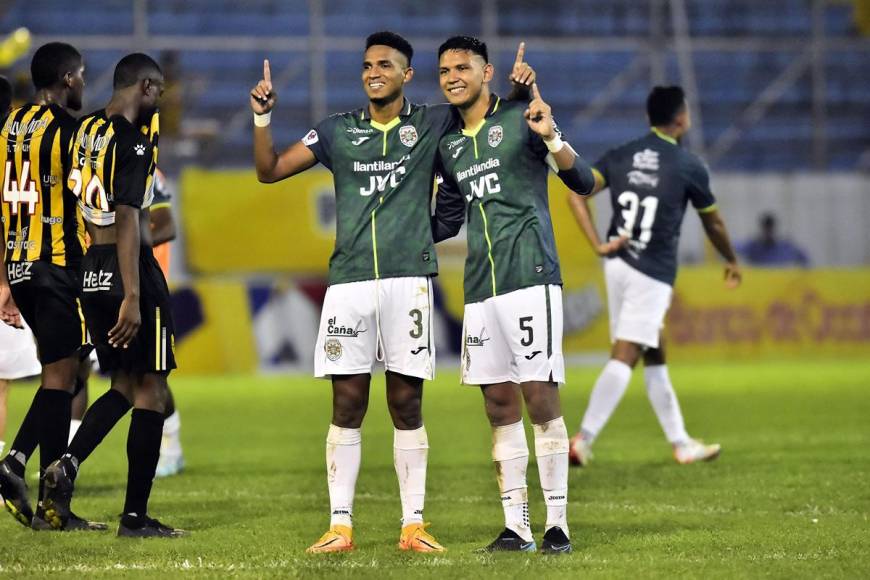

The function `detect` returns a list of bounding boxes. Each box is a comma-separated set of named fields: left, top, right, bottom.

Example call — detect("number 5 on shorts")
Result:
left=519, top=316, right=534, bottom=346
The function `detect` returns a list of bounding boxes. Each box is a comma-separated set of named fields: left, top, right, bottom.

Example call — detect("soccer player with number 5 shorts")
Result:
left=566, top=86, right=742, bottom=467
left=431, top=36, right=595, bottom=554
left=0, top=42, right=105, bottom=532
left=42, top=54, right=185, bottom=538
left=251, top=32, right=534, bottom=553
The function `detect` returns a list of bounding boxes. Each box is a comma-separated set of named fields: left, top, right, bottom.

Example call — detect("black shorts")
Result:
left=7, top=261, right=86, bottom=365
left=80, top=245, right=177, bottom=375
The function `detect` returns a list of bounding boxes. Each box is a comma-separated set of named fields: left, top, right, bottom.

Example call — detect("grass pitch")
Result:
left=1, top=360, right=868, bottom=578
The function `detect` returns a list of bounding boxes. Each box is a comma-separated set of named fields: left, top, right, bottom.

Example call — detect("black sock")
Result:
left=163, top=386, right=175, bottom=419
left=66, top=389, right=132, bottom=472
left=123, top=409, right=164, bottom=517
left=37, top=389, right=72, bottom=497
left=5, top=388, right=48, bottom=476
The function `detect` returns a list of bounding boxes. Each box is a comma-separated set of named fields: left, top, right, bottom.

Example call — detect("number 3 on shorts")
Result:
left=519, top=316, right=534, bottom=346
left=409, top=308, right=423, bottom=339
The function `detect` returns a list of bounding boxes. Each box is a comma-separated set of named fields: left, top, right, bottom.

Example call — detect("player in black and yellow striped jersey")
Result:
left=43, top=53, right=185, bottom=539
left=0, top=43, right=103, bottom=532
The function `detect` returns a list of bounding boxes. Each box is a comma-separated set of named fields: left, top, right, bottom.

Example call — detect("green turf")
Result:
left=1, top=361, right=869, bottom=578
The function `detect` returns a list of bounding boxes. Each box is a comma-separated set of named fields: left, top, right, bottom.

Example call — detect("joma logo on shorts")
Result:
left=465, top=329, right=490, bottom=347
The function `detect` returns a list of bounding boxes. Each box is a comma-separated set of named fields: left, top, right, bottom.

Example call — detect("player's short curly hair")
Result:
left=365, top=31, right=413, bottom=66
left=113, top=53, right=162, bottom=89
left=647, top=86, right=686, bottom=126
left=437, top=36, right=488, bottom=63
left=31, top=42, right=82, bottom=90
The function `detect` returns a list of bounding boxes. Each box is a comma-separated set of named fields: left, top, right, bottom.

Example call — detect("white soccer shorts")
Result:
left=604, top=257, right=673, bottom=349
left=461, top=284, right=565, bottom=385
left=314, top=276, right=435, bottom=380
left=0, top=320, right=41, bottom=380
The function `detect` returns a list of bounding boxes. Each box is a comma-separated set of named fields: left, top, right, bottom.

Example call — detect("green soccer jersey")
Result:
left=304, top=99, right=456, bottom=285
left=437, top=95, right=562, bottom=304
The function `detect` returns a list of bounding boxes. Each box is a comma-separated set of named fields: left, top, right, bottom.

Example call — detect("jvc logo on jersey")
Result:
left=466, top=172, right=501, bottom=201
left=82, top=270, right=114, bottom=292
left=6, top=262, right=32, bottom=285
left=327, top=317, right=367, bottom=337
left=360, top=166, right=406, bottom=197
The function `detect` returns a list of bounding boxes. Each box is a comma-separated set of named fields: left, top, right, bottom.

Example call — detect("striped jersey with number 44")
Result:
left=69, top=110, right=159, bottom=225
left=0, top=104, right=85, bottom=267
left=437, top=95, right=562, bottom=305
left=594, top=129, right=717, bottom=286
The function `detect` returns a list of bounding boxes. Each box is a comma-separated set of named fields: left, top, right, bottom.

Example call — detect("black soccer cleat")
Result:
left=118, top=514, right=187, bottom=538
left=0, top=458, right=33, bottom=527
left=32, top=505, right=108, bottom=532
left=540, top=526, right=572, bottom=555
left=477, top=528, right=537, bottom=552
left=42, top=457, right=77, bottom=530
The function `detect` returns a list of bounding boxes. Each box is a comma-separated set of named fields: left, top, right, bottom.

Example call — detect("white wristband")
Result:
left=544, top=134, right=564, bottom=153
left=253, top=111, right=271, bottom=127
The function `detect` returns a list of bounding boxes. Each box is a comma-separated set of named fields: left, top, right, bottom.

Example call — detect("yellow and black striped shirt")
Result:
left=69, top=109, right=158, bottom=226
left=0, top=104, right=86, bottom=267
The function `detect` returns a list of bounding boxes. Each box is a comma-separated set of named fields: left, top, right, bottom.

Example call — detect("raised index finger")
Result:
left=531, top=82, right=541, bottom=100
left=263, top=59, right=272, bottom=84
left=514, top=42, right=525, bottom=67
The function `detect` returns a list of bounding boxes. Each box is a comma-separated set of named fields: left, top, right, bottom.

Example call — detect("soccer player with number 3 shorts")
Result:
left=566, top=86, right=742, bottom=467
left=432, top=36, right=595, bottom=554
left=252, top=32, right=535, bottom=553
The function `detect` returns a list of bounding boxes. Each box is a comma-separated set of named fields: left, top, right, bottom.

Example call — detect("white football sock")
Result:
left=393, top=426, right=428, bottom=526
left=160, top=410, right=183, bottom=456
left=492, top=420, right=532, bottom=542
left=644, top=365, right=689, bottom=445
left=68, top=420, right=82, bottom=445
left=326, top=424, right=361, bottom=528
left=0, top=441, right=5, bottom=456
left=580, top=359, right=633, bottom=441
left=533, top=417, right=569, bottom=537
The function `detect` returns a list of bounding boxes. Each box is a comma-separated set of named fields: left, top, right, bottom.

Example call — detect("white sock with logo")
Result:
left=393, top=426, right=428, bottom=527
left=534, top=417, right=570, bottom=536
left=161, top=411, right=183, bottom=456
left=492, top=420, right=532, bottom=542
left=326, top=424, right=361, bottom=528
left=644, top=365, right=690, bottom=445
left=580, top=359, right=633, bottom=441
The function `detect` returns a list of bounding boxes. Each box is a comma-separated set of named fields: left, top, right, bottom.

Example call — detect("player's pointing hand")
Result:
left=524, top=83, right=556, bottom=141
left=250, top=58, right=277, bottom=115
left=509, top=42, right=535, bottom=87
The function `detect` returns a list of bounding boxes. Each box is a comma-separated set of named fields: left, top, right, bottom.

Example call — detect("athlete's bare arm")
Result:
left=699, top=208, right=742, bottom=288
left=0, top=238, right=22, bottom=328
left=150, top=206, right=176, bottom=247
left=110, top=205, right=142, bottom=348
left=251, top=59, right=318, bottom=183
left=567, top=192, right=628, bottom=257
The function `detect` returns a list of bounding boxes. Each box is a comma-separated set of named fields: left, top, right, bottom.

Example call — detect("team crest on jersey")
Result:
left=399, top=125, right=418, bottom=147
left=325, top=338, right=342, bottom=361
left=302, top=129, right=319, bottom=146
left=488, top=125, right=503, bottom=148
